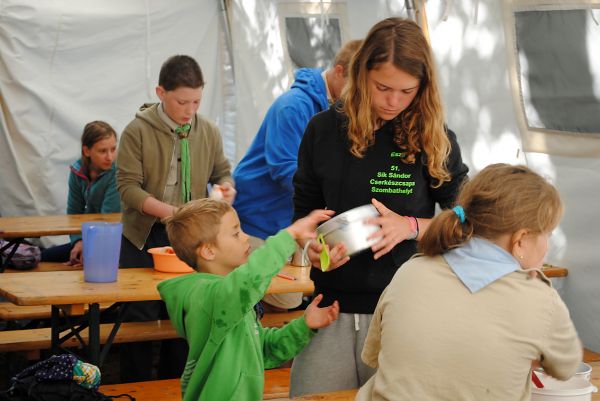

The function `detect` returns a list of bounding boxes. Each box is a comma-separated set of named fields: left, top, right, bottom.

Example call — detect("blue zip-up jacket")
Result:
left=233, top=68, right=328, bottom=239
left=67, top=159, right=121, bottom=243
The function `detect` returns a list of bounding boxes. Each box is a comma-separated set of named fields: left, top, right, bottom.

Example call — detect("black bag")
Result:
left=0, top=376, right=134, bottom=401
left=0, top=354, right=134, bottom=401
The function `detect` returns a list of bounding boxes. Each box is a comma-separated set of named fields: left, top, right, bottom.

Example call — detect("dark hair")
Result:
left=158, top=55, right=204, bottom=91
left=419, top=164, right=563, bottom=256
left=80, top=121, right=117, bottom=175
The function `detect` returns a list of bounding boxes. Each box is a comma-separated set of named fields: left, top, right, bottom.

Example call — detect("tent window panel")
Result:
left=285, top=17, right=342, bottom=69
left=515, top=9, right=600, bottom=134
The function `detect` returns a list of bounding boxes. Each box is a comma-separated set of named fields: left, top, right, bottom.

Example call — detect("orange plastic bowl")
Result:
left=148, top=246, right=194, bottom=273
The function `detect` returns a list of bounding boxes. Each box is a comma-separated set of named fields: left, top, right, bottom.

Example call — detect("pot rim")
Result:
left=317, top=204, right=380, bottom=237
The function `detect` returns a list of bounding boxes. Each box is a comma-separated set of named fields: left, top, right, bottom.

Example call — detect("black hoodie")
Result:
left=293, top=106, right=469, bottom=313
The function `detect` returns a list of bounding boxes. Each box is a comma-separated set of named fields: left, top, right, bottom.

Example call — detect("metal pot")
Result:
left=316, top=204, right=381, bottom=257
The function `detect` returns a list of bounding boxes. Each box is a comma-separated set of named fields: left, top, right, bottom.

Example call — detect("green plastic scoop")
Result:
left=317, top=234, right=330, bottom=272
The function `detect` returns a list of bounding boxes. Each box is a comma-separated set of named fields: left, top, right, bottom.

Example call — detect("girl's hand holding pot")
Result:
left=366, top=198, right=414, bottom=260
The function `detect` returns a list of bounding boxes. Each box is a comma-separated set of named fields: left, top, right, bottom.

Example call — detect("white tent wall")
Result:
left=425, top=0, right=600, bottom=352
left=1, top=0, right=598, bottom=353
left=230, top=0, right=600, bottom=352
left=0, top=0, right=226, bottom=242
left=228, top=0, right=408, bottom=161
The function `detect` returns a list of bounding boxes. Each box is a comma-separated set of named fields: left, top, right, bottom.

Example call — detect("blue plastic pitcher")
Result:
left=81, top=222, right=122, bottom=283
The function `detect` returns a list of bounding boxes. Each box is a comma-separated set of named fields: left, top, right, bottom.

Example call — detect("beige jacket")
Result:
left=117, top=103, right=232, bottom=249
left=356, top=255, right=581, bottom=401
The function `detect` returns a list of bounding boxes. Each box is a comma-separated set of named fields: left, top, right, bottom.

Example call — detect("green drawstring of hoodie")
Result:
left=175, top=123, right=191, bottom=203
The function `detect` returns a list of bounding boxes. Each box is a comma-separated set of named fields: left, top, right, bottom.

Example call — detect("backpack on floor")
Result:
left=0, top=354, right=135, bottom=401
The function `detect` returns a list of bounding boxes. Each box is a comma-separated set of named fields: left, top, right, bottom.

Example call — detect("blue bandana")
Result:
left=443, top=237, right=520, bottom=293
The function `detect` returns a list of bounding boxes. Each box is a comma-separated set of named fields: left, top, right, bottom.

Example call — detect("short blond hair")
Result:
left=333, top=39, right=363, bottom=77
left=164, top=199, right=233, bottom=269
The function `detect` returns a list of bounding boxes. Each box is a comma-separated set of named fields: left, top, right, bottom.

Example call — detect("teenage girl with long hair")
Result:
left=290, top=17, right=469, bottom=395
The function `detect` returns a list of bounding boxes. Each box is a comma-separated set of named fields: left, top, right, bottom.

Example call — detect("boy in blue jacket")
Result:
left=233, top=39, right=361, bottom=311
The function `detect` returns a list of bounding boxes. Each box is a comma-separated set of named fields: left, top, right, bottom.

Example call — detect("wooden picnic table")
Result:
left=1, top=260, right=571, bottom=279
left=0, top=265, right=312, bottom=306
left=0, top=264, right=313, bottom=365
left=96, top=354, right=600, bottom=400
left=0, top=213, right=122, bottom=238
left=0, top=213, right=122, bottom=268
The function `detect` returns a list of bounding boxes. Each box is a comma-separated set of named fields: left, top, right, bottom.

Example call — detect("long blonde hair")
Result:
left=341, top=17, right=450, bottom=187
left=419, top=164, right=563, bottom=256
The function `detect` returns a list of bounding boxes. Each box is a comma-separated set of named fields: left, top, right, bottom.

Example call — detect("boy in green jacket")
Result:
left=158, top=199, right=340, bottom=401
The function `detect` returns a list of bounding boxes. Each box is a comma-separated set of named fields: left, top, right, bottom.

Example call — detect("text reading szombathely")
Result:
left=370, top=152, right=415, bottom=195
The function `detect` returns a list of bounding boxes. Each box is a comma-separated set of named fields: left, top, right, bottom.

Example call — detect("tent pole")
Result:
left=219, top=0, right=235, bottom=70
left=405, top=0, right=430, bottom=45
left=405, top=0, right=416, bottom=21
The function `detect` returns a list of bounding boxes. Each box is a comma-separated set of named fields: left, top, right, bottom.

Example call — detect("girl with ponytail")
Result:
left=356, top=163, right=582, bottom=401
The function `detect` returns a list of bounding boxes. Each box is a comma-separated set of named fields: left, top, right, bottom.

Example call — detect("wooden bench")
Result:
left=0, top=301, right=113, bottom=321
left=0, top=310, right=304, bottom=357
left=95, top=348, right=600, bottom=401
left=0, top=320, right=177, bottom=359
left=294, top=349, right=600, bottom=401
left=292, top=348, right=598, bottom=401
left=99, top=367, right=291, bottom=400
left=0, top=303, right=303, bottom=325
left=293, top=348, right=600, bottom=401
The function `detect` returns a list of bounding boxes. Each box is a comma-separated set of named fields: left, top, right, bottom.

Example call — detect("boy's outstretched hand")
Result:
left=286, top=209, right=334, bottom=241
left=304, top=294, right=339, bottom=329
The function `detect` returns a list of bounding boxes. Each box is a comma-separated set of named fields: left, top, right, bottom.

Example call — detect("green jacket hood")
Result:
left=158, top=272, right=218, bottom=339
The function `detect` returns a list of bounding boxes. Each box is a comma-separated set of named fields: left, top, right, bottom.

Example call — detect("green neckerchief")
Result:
left=174, top=123, right=191, bottom=203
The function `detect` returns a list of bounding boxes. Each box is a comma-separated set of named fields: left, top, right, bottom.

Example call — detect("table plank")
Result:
left=3, top=262, right=82, bottom=274
left=541, top=266, right=568, bottom=278
left=0, top=213, right=121, bottom=238
left=0, top=265, right=313, bottom=306
left=268, top=266, right=313, bottom=294
left=294, top=389, right=358, bottom=400
left=542, top=263, right=569, bottom=278
left=584, top=348, right=600, bottom=363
